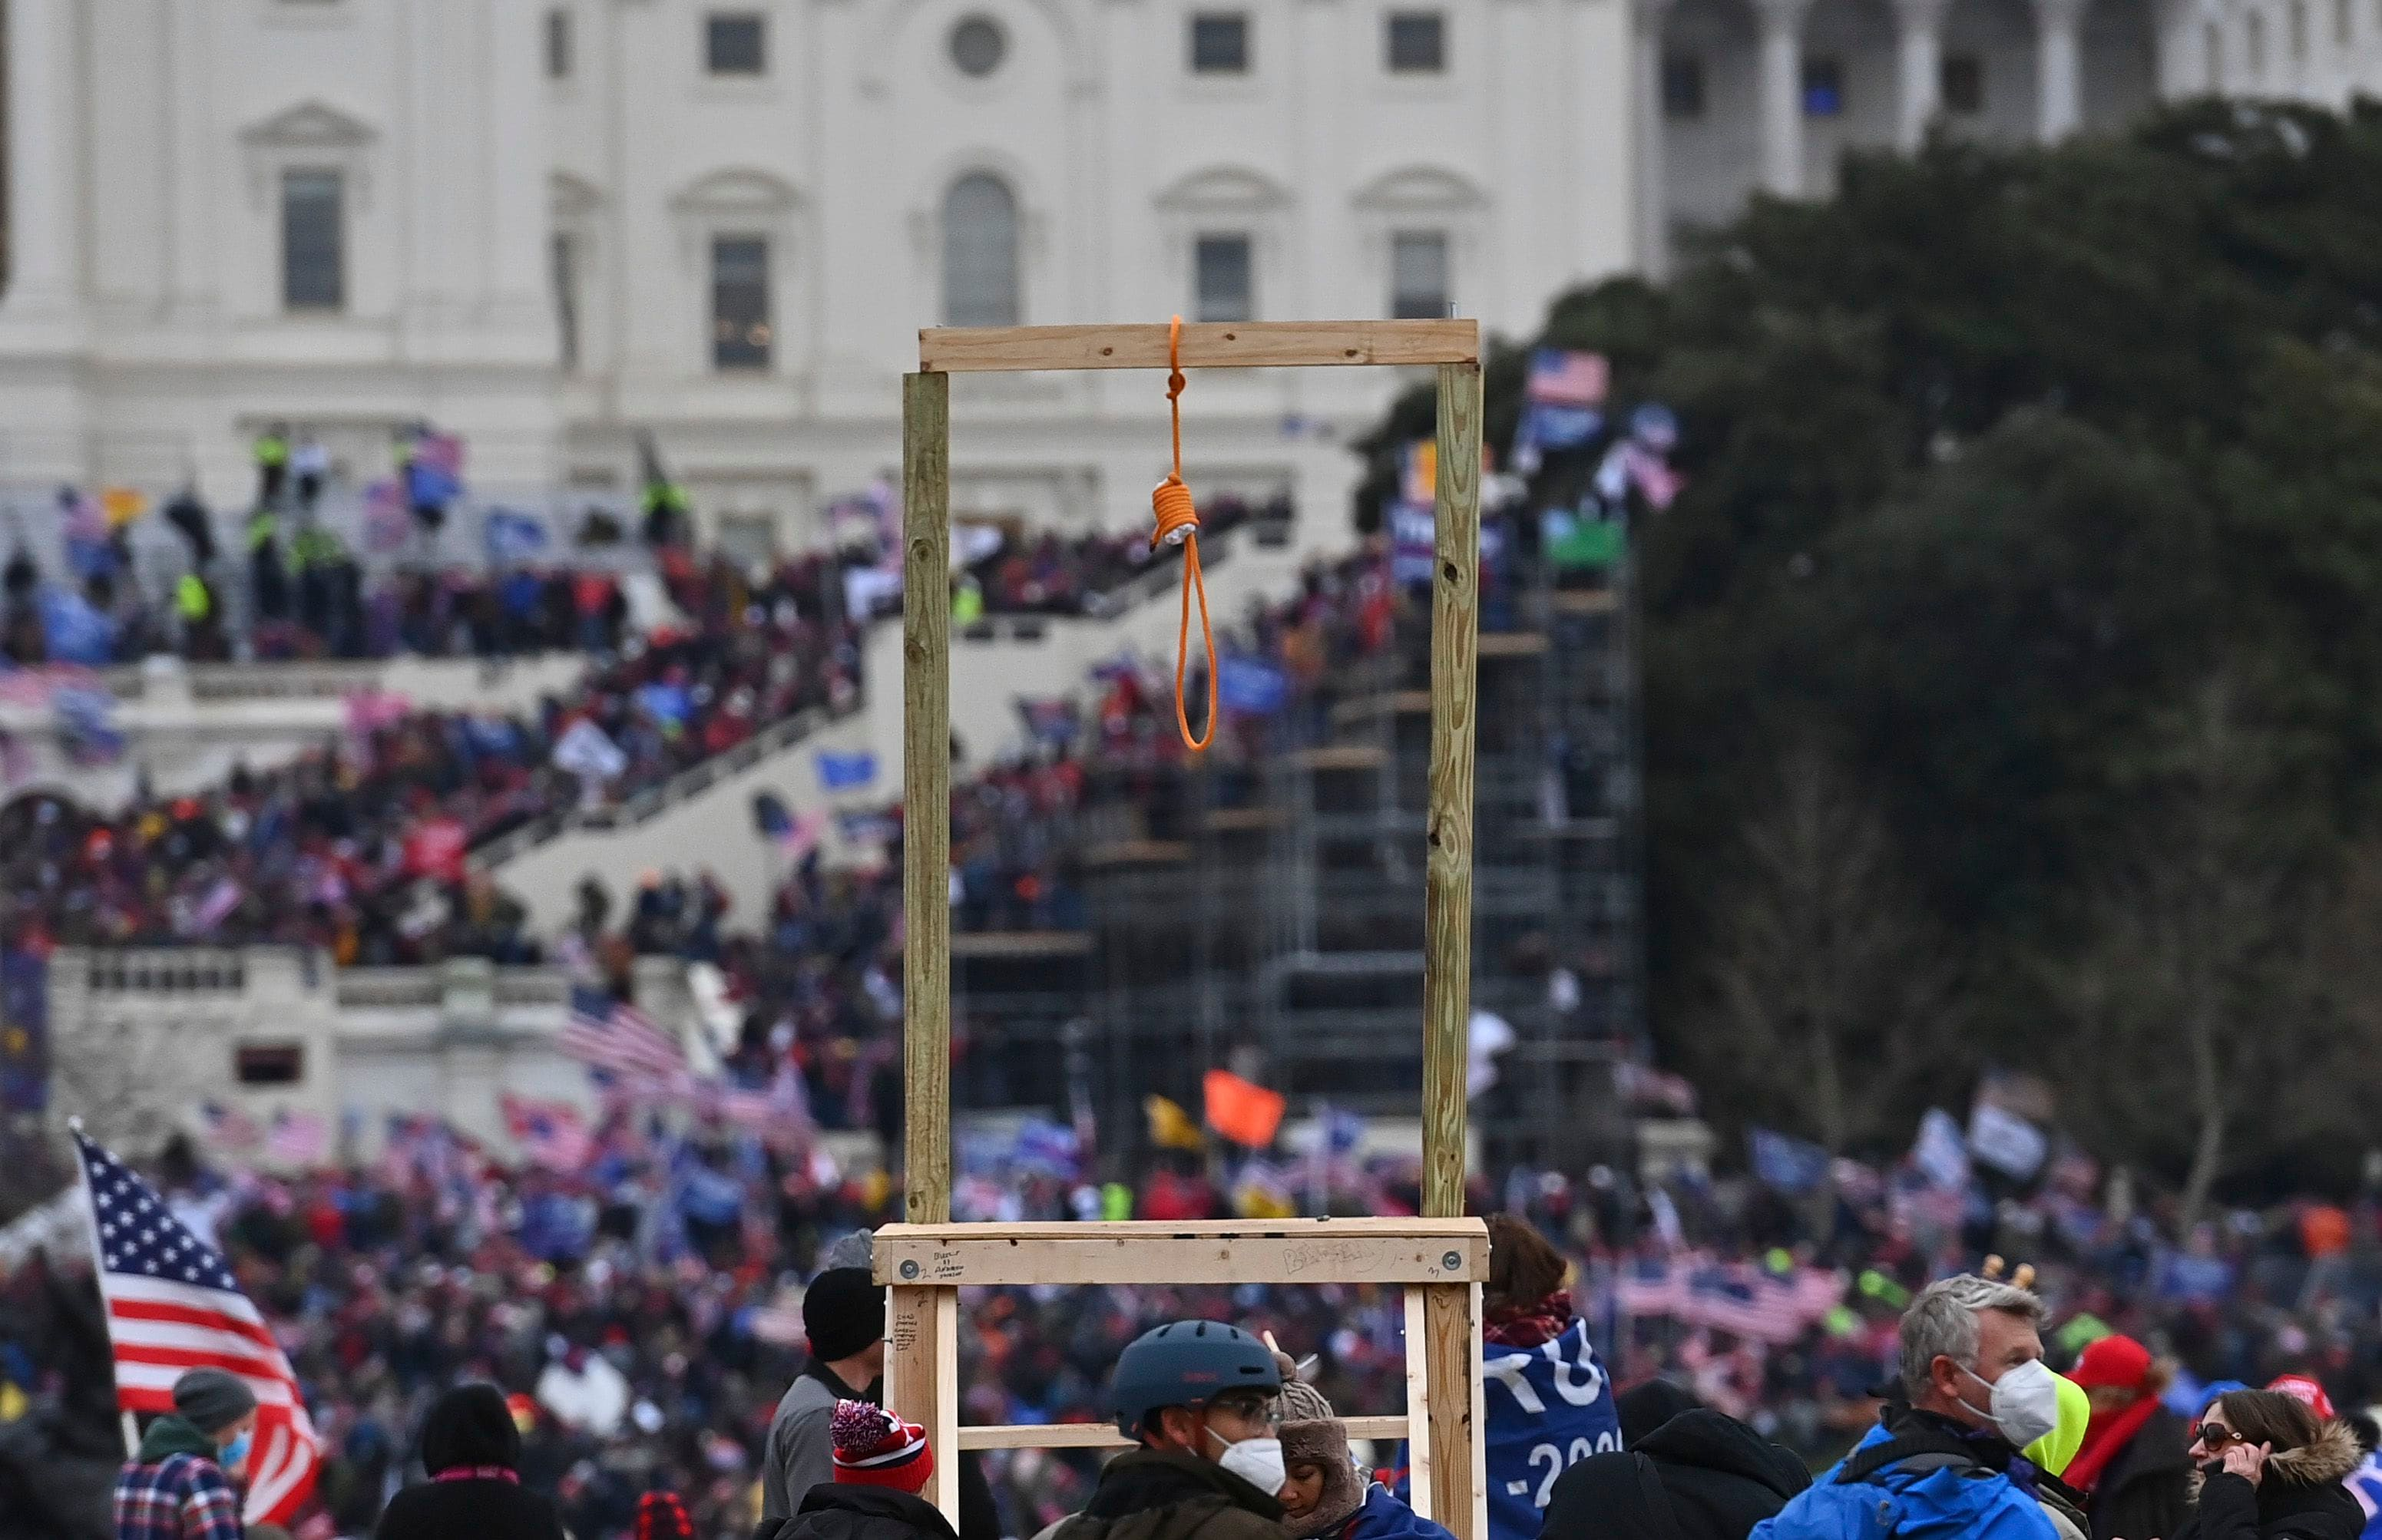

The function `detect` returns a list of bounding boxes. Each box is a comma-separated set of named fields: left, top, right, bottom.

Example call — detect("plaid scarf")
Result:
left=1484, top=1290, right=1573, bottom=1349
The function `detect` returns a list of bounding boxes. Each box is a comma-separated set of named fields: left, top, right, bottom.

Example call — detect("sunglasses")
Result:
left=2192, top=1423, right=2248, bottom=1452
left=1206, top=1396, right=1282, bottom=1429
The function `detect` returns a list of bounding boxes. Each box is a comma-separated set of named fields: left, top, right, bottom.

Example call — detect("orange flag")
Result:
left=1203, top=1069, right=1285, bottom=1148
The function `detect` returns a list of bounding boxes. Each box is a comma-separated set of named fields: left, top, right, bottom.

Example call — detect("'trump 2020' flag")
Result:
left=74, top=1129, right=319, bottom=1525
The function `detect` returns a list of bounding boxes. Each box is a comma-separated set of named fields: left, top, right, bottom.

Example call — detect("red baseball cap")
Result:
left=2069, top=1334, right=2152, bottom=1392
left=2268, top=1373, right=2337, bottom=1419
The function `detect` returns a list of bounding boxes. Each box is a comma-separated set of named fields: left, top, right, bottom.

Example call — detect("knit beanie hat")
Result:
left=1280, top=1419, right=1368, bottom=1540
left=1272, top=1349, right=1336, bottom=1425
left=634, top=1490, right=696, bottom=1540
left=171, top=1367, right=257, bottom=1436
left=804, top=1267, right=885, bottom=1363
left=830, top=1400, right=935, bottom=1494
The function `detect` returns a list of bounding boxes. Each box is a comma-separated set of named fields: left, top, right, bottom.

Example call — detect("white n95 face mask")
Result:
left=1214, top=1434, right=1288, bottom=1495
left=1960, top=1359, right=2060, bottom=1450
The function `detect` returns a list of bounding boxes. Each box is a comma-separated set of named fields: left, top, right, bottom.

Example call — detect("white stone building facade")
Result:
left=0, top=0, right=1634, bottom=554
left=1636, top=0, right=2382, bottom=270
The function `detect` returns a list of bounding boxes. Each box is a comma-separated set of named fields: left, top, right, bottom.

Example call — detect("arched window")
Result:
left=942, top=173, right=1019, bottom=327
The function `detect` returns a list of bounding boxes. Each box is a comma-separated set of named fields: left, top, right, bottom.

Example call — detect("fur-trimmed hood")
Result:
left=2188, top=1419, right=2364, bottom=1497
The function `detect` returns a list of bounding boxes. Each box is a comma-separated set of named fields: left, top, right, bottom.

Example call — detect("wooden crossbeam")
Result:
left=874, top=1218, right=1487, bottom=1289
left=958, top=1416, right=1411, bottom=1452
left=920, top=319, right=1478, bottom=373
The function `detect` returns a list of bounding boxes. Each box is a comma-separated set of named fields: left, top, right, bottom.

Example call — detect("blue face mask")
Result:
left=220, top=1429, right=252, bottom=1468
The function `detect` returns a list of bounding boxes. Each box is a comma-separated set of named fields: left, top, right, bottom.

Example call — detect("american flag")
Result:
left=501, top=1092, right=594, bottom=1173
left=710, top=1062, right=812, bottom=1138
left=1525, top=348, right=1610, bottom=408
left=198, top=1102, right=261, bottom=1152
left=74, top=1129, right=319, bottom=1525
left=560, top=991, right=688, bottom=1086
left=263, top=1109, right=329, bottom=1168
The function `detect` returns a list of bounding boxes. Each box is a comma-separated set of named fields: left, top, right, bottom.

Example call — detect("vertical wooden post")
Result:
left=892, top=369, right=960, bottom=1524
left=1419, top=359, right=1484, bottom=1540
left=901, top=368, right=952, bottom=1226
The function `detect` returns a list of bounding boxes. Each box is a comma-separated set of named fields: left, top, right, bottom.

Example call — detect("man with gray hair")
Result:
left=1751, top=1274, right=2063, bottom=1540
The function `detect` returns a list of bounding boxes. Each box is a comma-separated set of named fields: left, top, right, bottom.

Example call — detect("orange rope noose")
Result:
left=1152, top=315, right=1216, bottom=752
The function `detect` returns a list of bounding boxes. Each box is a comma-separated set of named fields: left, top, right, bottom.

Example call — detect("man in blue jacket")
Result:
left=1752, top=1274, right=2063, bottom=1540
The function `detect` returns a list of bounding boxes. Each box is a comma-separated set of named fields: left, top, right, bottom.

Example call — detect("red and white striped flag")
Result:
left=74, top=1129, right=319, bottom=1525
left=560, top=990, right=688, bottom=1087
left=500, top=1092, right=594, bottom=1173
left=264, top=1109, right=330, bottom=1168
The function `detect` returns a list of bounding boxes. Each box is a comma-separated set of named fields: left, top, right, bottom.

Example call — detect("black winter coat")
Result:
left=2085, top=1406, right=2193, bottom=1540
left=1045, top=1448, right=1288, bottom=1540
left=374, top=1383, right=567, bottom=1540
left=782, top=1485, right=964, bottom=1540
left=2173, top=1421, right=2365, bottom=1540
left=1541, top=1408, right=1811, bottom=1540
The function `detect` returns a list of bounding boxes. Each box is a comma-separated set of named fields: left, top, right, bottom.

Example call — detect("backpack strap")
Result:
left=1835, top=1436, right=1991, bottom=1489
left=1632, top=1452, right=1686, bottom=1540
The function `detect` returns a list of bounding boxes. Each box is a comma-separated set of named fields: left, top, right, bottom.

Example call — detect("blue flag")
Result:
left=1218, top=656, right=1289, bottom=717
left=484, top=507, right=550, bottom=563
left=1399, top=1316, right=1620, bottom=1540
left=1748, top=1127, right=1831, bottom=1194
left=816, top=750, right=878, bottom=791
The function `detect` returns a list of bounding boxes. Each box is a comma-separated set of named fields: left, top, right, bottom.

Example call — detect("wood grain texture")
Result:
left=902, top=372, right=952, bottom=1228
left=872, top=1218, right=1488, bottom=1287
left=957, top=1416, right=1411, bottom=1451
left=1423, top=1282, right=1482, bottom=1540
left=1421, top=362, right=1482, bottom=1222
left=887, top=1285, right=960, bottom=1522
left=920, top=319, right=1479, bottom=373
left=1404, top=1287, right=1435, bottom=1526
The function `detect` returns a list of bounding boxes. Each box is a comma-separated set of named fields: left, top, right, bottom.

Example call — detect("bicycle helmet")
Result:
left=1109, top=1320, right=1282, bottom=1440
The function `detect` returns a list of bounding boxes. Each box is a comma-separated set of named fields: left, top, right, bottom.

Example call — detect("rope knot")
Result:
left=1151, top=476, right=1199, bottom=550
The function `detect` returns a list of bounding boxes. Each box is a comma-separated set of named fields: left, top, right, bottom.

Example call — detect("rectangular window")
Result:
left=1386, top=10, right=1446, bottom=72
left=280, top=169, right=345, bottom=312
left=1389, top=231, right=1448, bottom=321
left=706, top=12, right=766, bottom=74
left=1941, top=54, right=1984, bottom=114
left=1190, top=12, right=1250, bottom=73
left=234, top=1044, right=304, bottom=1086
left=1660, top=54, right=1705, bottom=118
left=1193, top=234, right=1253, bottom=323
left=546, top=8, right=573, bottom=78
left=552, top=233, right=580, bottom=371
left=1801, top=57, right=1844, bottom=117
left=711, top=235, right=772, bottom=371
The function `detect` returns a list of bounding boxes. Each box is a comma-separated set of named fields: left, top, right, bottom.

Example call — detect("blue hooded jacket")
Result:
left=1748, top=1419, right=2059, bottom=1540
left=1338, top=1485, right=1457, bottom=1540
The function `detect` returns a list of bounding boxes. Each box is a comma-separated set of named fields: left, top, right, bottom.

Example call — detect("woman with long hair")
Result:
left=2174, top=1388, right=2361, bottom=1540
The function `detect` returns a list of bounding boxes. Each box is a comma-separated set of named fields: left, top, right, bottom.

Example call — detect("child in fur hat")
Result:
left=1279, top=1419, right=1456, bottom=1540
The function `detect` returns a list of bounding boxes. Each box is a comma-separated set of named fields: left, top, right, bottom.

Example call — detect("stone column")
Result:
left=0, top=0, right=84, bottom=343
left=1633, top=0, right=1678, bottom=272
left=163, top=0, right=217, bottom=328
left=1894, top=0, right=1954, bottom=148
left=2034, top=0, right=2088, bottom=141
left=1753, top=0, right=1814, bottom=196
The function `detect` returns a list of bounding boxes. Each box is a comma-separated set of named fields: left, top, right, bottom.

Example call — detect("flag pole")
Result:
left=67, top=1117, right=139, bottom=1456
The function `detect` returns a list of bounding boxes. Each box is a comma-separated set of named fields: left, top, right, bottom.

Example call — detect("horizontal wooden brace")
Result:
left=872, top=1219, right=1488, bottom=1287
left=958, top=1415, right=1410, bottom=1451
left=919, top=320, right=1479, bottom=373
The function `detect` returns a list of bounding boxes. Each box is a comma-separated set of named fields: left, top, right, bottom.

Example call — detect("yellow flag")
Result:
left=100, top=487, right=147, bottom=528
left=1144, top=1094, right=1206, bottom=1152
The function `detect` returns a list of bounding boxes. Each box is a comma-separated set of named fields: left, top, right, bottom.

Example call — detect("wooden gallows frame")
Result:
left=875, top=319, right=1491, bottom=1540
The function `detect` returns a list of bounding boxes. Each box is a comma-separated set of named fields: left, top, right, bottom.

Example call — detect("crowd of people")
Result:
left=0, top=547, right=862, bottom=962
left=0, top=468, right=1290, bottom=670
left=15, top=1102, right=2382, bottom=1540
